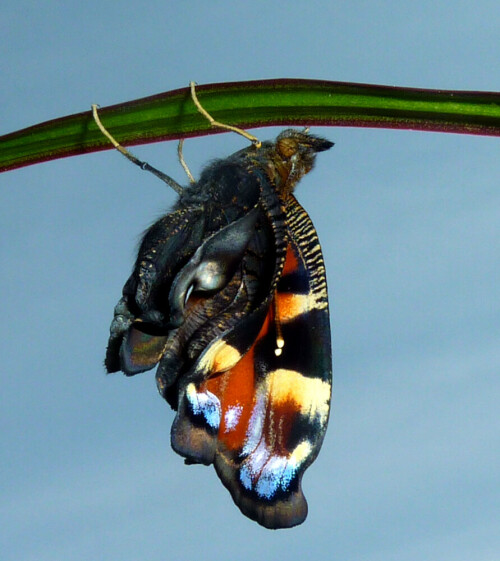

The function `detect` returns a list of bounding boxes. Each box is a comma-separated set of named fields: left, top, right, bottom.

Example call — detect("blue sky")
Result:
left=1, top=1, right=499, bottom=560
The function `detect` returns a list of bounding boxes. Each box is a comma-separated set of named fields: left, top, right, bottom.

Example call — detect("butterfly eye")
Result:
left=276, top=137, right=299, bottom=158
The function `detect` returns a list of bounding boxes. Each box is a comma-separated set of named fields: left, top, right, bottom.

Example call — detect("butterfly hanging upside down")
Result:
left=95, top=84, right=333, bottom=529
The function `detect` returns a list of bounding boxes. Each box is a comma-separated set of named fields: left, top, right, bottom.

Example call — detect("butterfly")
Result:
left=103, top=120, right=333, bottom=529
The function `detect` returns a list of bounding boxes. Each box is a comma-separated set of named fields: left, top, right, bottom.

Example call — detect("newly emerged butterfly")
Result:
left=96, top=87, right=333, bottom=529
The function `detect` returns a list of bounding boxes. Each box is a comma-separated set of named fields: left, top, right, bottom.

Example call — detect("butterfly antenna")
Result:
left=273, top=295, right=285, bottom=357
left=190, top=81, right=262, bottom=149
left=91, top=104, right=184, bottom=195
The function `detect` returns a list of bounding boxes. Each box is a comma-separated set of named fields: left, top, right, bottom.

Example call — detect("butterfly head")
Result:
left=270, top=129, right=334, bottom=195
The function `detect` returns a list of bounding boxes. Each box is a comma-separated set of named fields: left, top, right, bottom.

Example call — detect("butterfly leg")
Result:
left=91, top=104, right=184, bottom=194
left=177, top=139, right=195, bottom=183
left=189, top=81, right=262, bottom=148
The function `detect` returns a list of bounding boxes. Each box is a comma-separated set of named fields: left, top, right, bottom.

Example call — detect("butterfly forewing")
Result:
left=170, top=195, right=331, bottom=529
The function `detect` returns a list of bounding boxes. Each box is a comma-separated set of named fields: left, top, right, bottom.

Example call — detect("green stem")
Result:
left=1, top=79, right=499, bottom=172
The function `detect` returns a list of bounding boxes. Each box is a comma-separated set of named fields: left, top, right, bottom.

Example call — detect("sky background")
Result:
left=1, top=2, right=499, bottom=560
